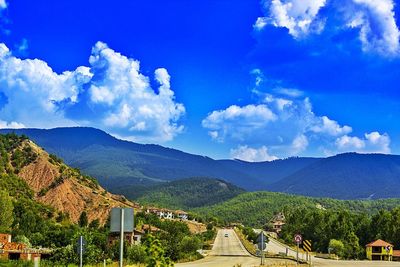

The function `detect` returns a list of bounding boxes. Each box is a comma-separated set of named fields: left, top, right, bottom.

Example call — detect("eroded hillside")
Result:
left=1, top=133, right=139, bottom=224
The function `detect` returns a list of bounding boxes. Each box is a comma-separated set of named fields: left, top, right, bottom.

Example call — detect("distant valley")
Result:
left=2, top=127, right=400, bottom=200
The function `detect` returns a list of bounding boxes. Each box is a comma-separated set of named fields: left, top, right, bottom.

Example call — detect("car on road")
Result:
left=224, top=233, right=228, bottom=237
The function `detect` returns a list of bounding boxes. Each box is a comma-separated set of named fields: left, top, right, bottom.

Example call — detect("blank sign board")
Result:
left=110, top=207, right=134, bottom=232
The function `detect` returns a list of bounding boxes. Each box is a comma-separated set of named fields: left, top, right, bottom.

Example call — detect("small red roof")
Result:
left=366, top=239, right=394, bottom=247
left=393, top=250, right=400, bottom=257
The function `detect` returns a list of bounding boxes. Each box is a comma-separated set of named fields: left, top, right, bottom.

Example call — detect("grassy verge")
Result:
left=234, top=227, right=257, bottom=255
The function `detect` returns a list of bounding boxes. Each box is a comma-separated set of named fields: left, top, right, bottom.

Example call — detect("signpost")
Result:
left=76, top=236, right=87, bottom=267
left=303, top=240, right=312, bottom=263
left=294, top=234, right=302, bottom=264
left=257, top=232, right=267, bottom=266
left=110, top=207, right=134, bottom=267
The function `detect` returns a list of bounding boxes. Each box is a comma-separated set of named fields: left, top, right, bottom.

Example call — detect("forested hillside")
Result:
left=267, top=153, right=400, bottom=199
left=3, top=127, right=400, bottom=200
left=118, top=177, right=245, bottom=210
left=0, top=133, right=212, bottom=266
left=194, top=191, right=400, bottom=227
left=0, top=127, right=317, bottom=191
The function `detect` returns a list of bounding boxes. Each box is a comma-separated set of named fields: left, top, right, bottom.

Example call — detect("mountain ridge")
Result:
left=2, top=127, right=400, bottom=199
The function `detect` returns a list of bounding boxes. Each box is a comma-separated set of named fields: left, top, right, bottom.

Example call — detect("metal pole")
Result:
left=261, top=233, right=264, bottom=266
left=119, top=208, right=125, bottom=267
left=296, top=243, right=299, bottom=265
left=79, top=236, right=83, bottom=267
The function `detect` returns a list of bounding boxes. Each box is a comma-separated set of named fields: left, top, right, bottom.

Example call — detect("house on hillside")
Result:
left=366, top=239, right=393, bottom=261
left=146, top=207, right=175, bottom=219
left=175, top=210, right=188, bottom=220
left=268, top=212, right=285, bottom=235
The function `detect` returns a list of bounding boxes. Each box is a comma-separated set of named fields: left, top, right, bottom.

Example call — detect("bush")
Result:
left=127, top=244, right=148, bottom=264
left=329, top=239, right=345, bottom=258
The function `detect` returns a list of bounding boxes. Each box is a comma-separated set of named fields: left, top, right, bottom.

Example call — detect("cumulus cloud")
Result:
left=255, top=0, right=400, bottom=55
left=202, top=104, right=276, bottom=142
left=255, top=0, right=327, bottom=37
left=230, top=145, right=278, bottom=162
left=344, top=0, right=400, bottom=55
left=311, top=116, right=352, bottom=136
left=203, top=70, right=391, bottom=157
left=0, top=43, right=90, bottom=128
left=335, top=132, right=391, bottom=153
left=0, top=42, right=185, bottom=143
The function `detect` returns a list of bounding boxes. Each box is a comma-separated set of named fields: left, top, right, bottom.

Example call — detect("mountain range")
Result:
left=2, top=127, right=400, bottom=199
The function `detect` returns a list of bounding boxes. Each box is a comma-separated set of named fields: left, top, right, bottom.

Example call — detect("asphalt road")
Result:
left=177, top=229, right=299, bottom=267
left=209, top=228, right=250, bottom=256
left=177, top=229, right=400, bottom=267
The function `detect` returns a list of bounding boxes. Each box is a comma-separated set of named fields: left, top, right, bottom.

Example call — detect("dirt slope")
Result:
left=18, top=140, right=140, bottom=224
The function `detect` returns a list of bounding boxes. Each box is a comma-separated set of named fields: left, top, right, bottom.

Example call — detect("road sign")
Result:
left=110, top=207, right=134, bottom=232
left=294, top=234, right=302, bottom=244
left=386, top=245, right=391, bottom=252
left=303, top=240, right=312, bottom=252
left=256, top=232, right=267, bottom=243
left=76, top=236, right=87, bottom=254
left=258, top=242, right=267, bottom=250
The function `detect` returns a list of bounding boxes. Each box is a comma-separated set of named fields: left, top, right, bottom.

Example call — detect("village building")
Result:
left=175, top=210, right=189, bottom=220
left=146, top=207, right=189, bottom=221
left=269, top=212, right=285, bottom=235
left=366, top=239, right=394, bottom=261
left=108, top=229, right=144, bottom=246
left=0, top=233, right=49, bottom=262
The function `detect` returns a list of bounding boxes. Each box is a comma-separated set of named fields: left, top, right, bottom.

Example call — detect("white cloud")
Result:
left=0, top=42, right=185, bottom=142
left=255, top=0, right=400, bottom=55
left=202, top=104, right=277, bottom=142
left=0, top=43, right=90, bottom=128
left=344, top=0, right=400, bottom=55
left=202, top=93, right=344, bottom=156
left=0, top=0, right=7, bottom=10
left=255, top=0, right=327, bottom=37
left=254, top=17, right=268, bottom=31
left=335, top=131, right=391, bottom=153
left=291, top=134, right=309, bottom=155
left=0, top=120, right=25, bottom=129
left=203, top=70, right=391, bottom=157
left=230, top=145, right=278, bottom=162
left=311, top=116, right=352, bottom=136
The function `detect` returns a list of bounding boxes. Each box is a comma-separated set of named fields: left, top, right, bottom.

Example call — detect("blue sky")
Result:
left=0, top=0, right=399, bottom=161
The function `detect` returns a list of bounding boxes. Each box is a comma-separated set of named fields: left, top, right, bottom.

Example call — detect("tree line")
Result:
left=280, top=207, right=400, bottom=259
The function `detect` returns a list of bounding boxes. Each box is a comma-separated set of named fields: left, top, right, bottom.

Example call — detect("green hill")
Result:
left=193, top=191, right=400, bottom=227
left=118, top=177, right=245, bottom=210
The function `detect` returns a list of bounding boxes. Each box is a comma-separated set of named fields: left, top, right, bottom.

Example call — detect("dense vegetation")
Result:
left=117, top=177, right=245, bottom=210
left=194, top=191, right=400, bottom=227
left=0, top=134, right=212, bottom=266
left=280, top=207, right=400, bottom=259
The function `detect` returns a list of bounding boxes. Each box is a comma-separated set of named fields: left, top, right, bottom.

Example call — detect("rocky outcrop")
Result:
left=18, top=140, right=140, bottom=224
